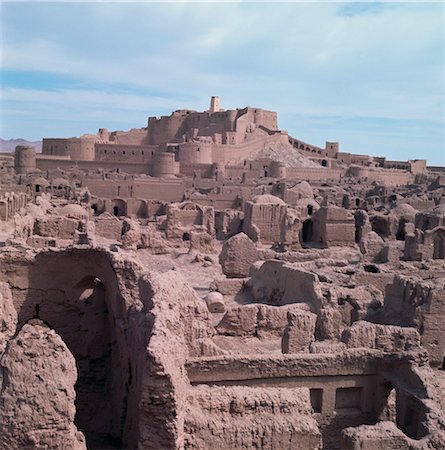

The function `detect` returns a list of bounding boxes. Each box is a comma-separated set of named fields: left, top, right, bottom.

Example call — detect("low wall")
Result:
left=84, top=177, right=188, bottom=203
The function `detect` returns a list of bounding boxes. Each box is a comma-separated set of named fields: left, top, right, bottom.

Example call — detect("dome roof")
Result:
left=392, top=203, right=417, bottom=219
left=32, top=177, right=50, bottom=187
left=252, top=194, right=285, bottom=205
left=289, top=181, right=313, bottom=199
left=52, top=178, right=70, bottom=187
left=60, top=204, right=88, bottom=220
left=296, top=198, right=320, bottom=209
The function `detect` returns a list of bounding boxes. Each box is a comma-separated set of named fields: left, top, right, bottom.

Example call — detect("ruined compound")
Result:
left=0, top=97, right=444, bottom=449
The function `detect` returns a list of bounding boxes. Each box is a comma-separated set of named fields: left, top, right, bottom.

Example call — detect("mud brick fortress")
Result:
left=37, top=96, right=427, bottom=183
left=0, top=97, right=445, bottom=450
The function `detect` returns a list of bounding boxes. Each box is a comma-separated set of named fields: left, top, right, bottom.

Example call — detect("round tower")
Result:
left=152, top=152, right=176, bottom=177
left=179, top=142, right=212, bottom=165
left=270, top=161, right=287, bottom=179
left=14, top=145, right=36, bottom=174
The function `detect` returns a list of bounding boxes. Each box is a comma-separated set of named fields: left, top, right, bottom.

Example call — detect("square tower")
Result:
left=209, top=96, right=220, bottom=113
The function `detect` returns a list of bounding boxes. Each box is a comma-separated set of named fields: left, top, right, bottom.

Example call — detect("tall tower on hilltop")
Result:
left=209, top=96, right=220, bottom=113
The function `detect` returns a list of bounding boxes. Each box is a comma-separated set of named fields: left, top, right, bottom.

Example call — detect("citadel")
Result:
left=0, top=97, right=444, bottom=450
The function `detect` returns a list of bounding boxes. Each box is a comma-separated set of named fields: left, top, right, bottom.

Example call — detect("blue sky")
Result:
left=1, top=1, right=444, bottom=165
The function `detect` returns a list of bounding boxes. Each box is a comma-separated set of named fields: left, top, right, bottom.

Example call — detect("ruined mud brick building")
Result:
left=0, top=97, right=444, bottom=450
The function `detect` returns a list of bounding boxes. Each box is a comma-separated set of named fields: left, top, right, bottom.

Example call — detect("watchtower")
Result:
left=209, top=96, right=220, bottom=113
left=14, top=145, right=36, bottom=174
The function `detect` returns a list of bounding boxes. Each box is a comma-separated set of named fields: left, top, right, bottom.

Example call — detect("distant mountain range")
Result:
left=0, top=138, right=42, bottom=153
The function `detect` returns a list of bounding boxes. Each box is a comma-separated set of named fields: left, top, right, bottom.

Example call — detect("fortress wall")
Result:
left=225, top=110, right=238, bottom=132
left=83, top=178, right=187, bottom=202
left=184, top=114, right=210, bottom=137
left=286, top=167, right=343, bottom=181
left=36, top=154, right=71, bottom=161
left=351, top=154, right=373, bottom=165
left=186, top=111, right=239, bottom=141
left=109, top=128, right=149, bottom=146
left=224, top=166, right=247, bottom=179
left=179, top=163, right=214, bottom=178
left=428, top=166, right=445, bottom=173
left=366, top=170, right=413, bottom=186
left=337, top=152, right=353, bottom=165
left=189, top=195, right=242, bottom=210
left=189, top=112, right=224, bottom=136
left=212, top=134, right=285, bottom=164
left=384, top=160, right=411, bottom=170
left=147, top=114, right=188, bottom=145
left=235, top=107, right=278, bottom=131
left=42, top=138, right=96, bottom=161
left=252, top=109, right=278, bottom=130
left=187, top=111, right=240, bottom=142
left=95, top=144, right=156, bottom=163
left=36, top=157, right=152, bottom=174
left=288, top=136, right=324, bottom=154
left=233, top=113, right=250, bottom=144
left=134, top=180, right=187, bottom=202
left=347, top=167, right=413, bottom=186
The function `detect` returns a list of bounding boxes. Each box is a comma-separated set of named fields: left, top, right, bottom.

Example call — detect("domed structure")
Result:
left=252, top=194, right=285, bottom=205
left=392, top=203, right=418, bottom=220
left=60, top=204, right=88, bottom=220
left=32, top=177, right=50, bottom=188
left=296, top=198, right=320, bottom=214
left=289, top=181, right=314, bottom=199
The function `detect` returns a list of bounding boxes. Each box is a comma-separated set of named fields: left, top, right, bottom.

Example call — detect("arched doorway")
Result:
left=134, top=199, right=147, bottom=219
left=35, top=275, right=119, bottom=448
left=396, top=219, right=407, bottom=241
left=302, top=219, right=313, bottom=243
left=433, top=228, right=445, bottom=259
left=69, top=276, right=116, bottom=448
left=14, top=250, right=134, bottom=449
left=111, top=199, right=127, bottom=217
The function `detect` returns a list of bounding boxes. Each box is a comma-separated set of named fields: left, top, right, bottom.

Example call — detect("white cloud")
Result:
left=0, top=1, right=443, bottom=162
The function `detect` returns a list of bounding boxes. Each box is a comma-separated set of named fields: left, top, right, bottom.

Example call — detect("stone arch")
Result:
left=133, top=199, right=147, bottom=219
left=432, top=227, right=445, bottom=259
left=64, top=276, right=115, bottom=448
left=180, top=202, right=199, bottom=210
left=371, top=215, right=390, bottom=239
left=10, top=249, right=140, bottom=449
left=111, top=198, right=127, bottom=217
